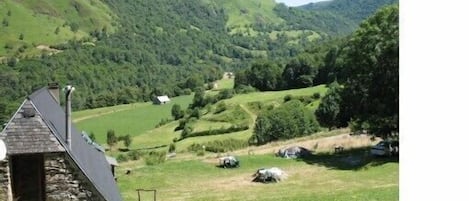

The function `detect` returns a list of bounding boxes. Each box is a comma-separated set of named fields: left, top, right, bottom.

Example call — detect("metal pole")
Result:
left=64, top=85, right=74, bottom=150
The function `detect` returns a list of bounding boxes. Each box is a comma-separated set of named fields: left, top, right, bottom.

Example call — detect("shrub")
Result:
left=217, top=89, right=234, bottom=100
left=235, top=85, right=257, bottom=94
left=128, top=150, right=143, bottom=160
left=182, top=88, right=192, bottom=95
left=196, top=149, right=205, bottom=156
left=180, top=126, right=193, bottom=139
left=168, top=143, right=176, bottom=153
left=106, top=130, right=118, bottom=148
left=116, top=154, right=129, bottom=162
left=313, top=92, right=321, bottom=100
left=156, top=118, right=172, bottom=128
left=190, top=108, right=201, bottom=119
left=214, top=101, right=227, bottom=114
left=123, top=134, right=132, bottom=148
left=145, top=151, right=166, bottom=165
left=188, top=143, right=204, bottom=152
left=189, top=139, right=248, bottom=153
left=183, top=124, right=249, bottom=139
left=252, top=100, right=320, bottom=145
left=284, top=94, right=293, bottom=102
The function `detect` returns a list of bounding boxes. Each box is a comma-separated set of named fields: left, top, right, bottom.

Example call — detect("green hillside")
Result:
left=0, top=0, right=116, bottom=57
left=0, top=0, right=397, bottom=128
left=300, top=0, right=398, bottom=23
left=205, top=0, right=284, bottom=34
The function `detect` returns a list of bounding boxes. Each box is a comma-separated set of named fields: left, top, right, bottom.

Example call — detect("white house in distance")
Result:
left=153, top=95, right=171, bottom=105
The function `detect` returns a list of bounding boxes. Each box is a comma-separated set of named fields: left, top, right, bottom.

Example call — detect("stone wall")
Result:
left=44, top=153, right=104, bottom=201
left=0, top=157, right=10, bottom=201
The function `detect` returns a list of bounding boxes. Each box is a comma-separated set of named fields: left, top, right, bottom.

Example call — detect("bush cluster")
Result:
left=183, top=124, right=249, bottom=139
left=188, top=139, right=248, bottom=153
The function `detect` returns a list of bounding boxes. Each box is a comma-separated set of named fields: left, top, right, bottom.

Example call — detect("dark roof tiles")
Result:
left=2, top=87, right=122, bottom=201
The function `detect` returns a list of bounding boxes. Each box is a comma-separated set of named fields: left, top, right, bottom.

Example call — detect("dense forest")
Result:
left=247, top=4, right=399, bottom=140
left=0, top=0, right=397, bottom=129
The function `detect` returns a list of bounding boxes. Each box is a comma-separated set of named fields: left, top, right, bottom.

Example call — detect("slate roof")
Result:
left=1, top=87, right=122, bottom=201
left=1, top=100, right=65, bottom=154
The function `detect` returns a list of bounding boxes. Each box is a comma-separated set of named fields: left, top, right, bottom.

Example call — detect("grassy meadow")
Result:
left=74, top=94, right=193, bottom=143
left=74, top=78, right=327, bottom=149
left=0, top=0, right=115, bottom=56
left=73, top=77, right=398, bottom=201
left=116, top=145, right=398, bottom=201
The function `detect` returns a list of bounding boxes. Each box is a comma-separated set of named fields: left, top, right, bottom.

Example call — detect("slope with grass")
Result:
left=75, top=94, right=193, bottom=143
left=74, top=77, right=328, bottom=152
left=0, top=0, right=116, bottom=57
left=132, top=83, right=328, bottom=152
left=204, top=0, right=284, bottom=34
left=116, top=129, right=398, bottom=201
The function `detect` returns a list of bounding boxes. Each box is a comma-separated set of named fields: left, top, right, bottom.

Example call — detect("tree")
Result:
left=185, top=74, right=204, bottom=90
left=19, top=33, right=24, bottom=40
left=315, top=82, right=341, bottom=130
left=123, top=134, right=132, bottom=148
left=338, top=5, right=399, bottom=138
left=171, top=104, right=184, bottom=120
left=106, top=129, right=118, bottom=149
left=70, top=22, right=79, bottom=32
left=282, top=54, right=318, bottom=89
left=168, top=143, right=176, bottom=153
left=247, top=60, right=283, bottom=91
left=2, top=18, right=8, bottom=27
left=191, top=87, right=205, bottom=108
left=252, top=100, right=319, bottom=145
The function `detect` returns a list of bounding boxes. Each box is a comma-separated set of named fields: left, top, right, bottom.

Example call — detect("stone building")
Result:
left=0, top=85, right=122, bottom=201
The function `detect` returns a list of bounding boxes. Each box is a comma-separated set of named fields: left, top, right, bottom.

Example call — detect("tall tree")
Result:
left=338, top=5, right=399, bottom=138
left=106, top=129, right=118, bottom=149
left=282, top=53, right=319, bottom=89
left=315, top=82, right=341, bottom=130
left=171, top=104, right=184, bottom=120
left=191, top=87, right=205, bottom=108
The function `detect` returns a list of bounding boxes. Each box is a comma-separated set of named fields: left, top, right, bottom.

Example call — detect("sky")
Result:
left=274, top=0, right=327, bottom=7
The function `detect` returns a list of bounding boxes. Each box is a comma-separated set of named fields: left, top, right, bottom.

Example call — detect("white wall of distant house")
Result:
left=275, top=0, right=328, bottom=7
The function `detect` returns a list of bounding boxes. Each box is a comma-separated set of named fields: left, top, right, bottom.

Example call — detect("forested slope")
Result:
left=0, top=0, right=396, bottom=125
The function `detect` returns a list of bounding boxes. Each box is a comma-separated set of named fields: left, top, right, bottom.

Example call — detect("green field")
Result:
left=225, top=85, right=327, bottom=105
left=208, top=0, right=284, bottom=33
left=73, top=79, right=397, bottom=201
left=74, top=94, right=193, bottom=143
left=116, top=150, right=398, bottom=201
left=74, top=82, right=328, bottom=148
left=0, top=0, right=116, bottom=56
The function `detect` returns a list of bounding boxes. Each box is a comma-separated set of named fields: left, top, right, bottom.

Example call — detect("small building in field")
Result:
left=0, top=84, right=122, bottom=201
left=153, top=95, right=171, bottom=105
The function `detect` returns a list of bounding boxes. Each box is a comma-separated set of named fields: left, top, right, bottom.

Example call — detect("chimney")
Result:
left=48, top=83, right=60, bottom=104
left=64, top=85, right=75, bottom=150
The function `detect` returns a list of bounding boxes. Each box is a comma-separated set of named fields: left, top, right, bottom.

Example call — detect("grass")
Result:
left=74, top=94, right=193, bottom=144
left=225, top=85, right=328, bottom=105
left=0, top=0, right=116, bottom=57
left=212, top=0, right=284, bottom=32
left=215, top=78, right=234, bottom=90
left=116, top=149, right=398, bottom=201
left=75, top=84, right=328, bottom=150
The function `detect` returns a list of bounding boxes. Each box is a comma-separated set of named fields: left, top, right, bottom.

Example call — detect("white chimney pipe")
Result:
left=64, top=85, right=75, bottom=150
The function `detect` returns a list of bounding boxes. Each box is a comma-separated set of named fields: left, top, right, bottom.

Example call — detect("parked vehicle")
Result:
left=371, top=140, right=399, bottom=156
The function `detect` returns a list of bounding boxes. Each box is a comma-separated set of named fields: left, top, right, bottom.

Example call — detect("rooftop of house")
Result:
left=1, top=87, right=122, bottom=201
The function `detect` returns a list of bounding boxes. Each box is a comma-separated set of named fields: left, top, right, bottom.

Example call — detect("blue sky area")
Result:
left=275, top=0, right=328, bottom=7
